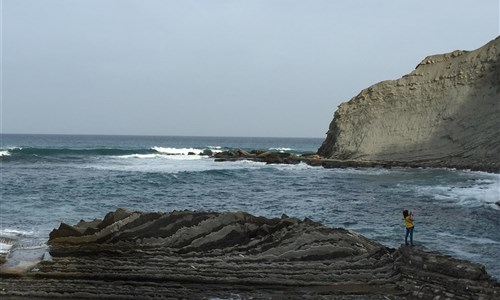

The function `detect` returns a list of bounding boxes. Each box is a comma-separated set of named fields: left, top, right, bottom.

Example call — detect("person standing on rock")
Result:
left=403, top=210, right=414, bottom=246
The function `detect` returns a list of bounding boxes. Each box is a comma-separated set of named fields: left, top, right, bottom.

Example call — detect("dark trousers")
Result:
left=405, top=227, right=414, bottom=245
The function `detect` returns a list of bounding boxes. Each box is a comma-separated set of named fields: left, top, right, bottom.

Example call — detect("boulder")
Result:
left=201, top=149, right=213, bottom=156
left=48, top=222, right=83, bottom=240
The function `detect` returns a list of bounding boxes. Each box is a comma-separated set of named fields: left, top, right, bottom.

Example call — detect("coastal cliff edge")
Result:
left=318, top=37, right=500, bottom=172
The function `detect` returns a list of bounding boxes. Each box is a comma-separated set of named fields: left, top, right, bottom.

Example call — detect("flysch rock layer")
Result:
left=318, top=37, right=500, bottom=172
left=1, top=209, right=498, bottom=299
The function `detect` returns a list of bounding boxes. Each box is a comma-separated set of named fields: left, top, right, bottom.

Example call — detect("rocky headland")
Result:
left=318, top=37, right=500, bottom=172
left=1, top=209, right=498, bottom=299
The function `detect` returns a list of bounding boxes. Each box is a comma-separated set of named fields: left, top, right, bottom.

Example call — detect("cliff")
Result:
left=318, top=37, right=500, bottom=172
left=1, top=209, right=498, bottom=299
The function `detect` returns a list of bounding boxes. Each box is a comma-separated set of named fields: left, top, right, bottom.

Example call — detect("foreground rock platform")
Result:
left=1, top=209, right=499, bottom=299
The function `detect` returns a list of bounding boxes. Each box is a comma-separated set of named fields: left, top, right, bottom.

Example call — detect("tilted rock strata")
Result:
left=1, top=209, right=499, bottom=299
left=318, top=37, right=500, bottom=172
left=212, top=149, right=304, bottom=164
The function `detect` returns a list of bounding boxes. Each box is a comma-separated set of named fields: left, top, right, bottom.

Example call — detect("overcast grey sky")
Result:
left=1, top=0, right=498, bottom=137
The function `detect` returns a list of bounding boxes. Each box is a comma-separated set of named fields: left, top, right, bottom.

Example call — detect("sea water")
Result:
left=1, top=134, right=499, bottom=278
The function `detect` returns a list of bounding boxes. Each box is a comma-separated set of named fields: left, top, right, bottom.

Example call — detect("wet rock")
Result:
left=201, top=149, right=213, bottom=156
left=393, top=245, right=499, bottom=299
left=4, top=210, right=497, bottom=299
left=396, top=245, right=489, bottom=280
left=250, top=149, right=268, bottom=155
left=48, top=222, right=83, bottom=240
left=212, top=149, right=303, bottom=165
left=96, top=207, right=133, bottom=230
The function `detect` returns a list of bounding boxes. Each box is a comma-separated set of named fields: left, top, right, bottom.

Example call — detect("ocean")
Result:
left=1, top=134, right=499, bottom=278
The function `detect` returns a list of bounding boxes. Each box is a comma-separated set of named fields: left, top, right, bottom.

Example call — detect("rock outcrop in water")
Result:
left=318, top=37, right=500, bottom=172
left=1, top=209, right=498, bottom=299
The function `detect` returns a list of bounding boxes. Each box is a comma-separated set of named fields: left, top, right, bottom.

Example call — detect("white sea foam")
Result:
left=0, top=237, right=16, bottom=254
left=269, top=147, right=293, bottom=152
left=152, top=146, right=203, bottom=155
left=11, top=243, right=48, bottom=251
left=89, top=155, right=266, bottom=174
left=162, top=154, right=203, bottom=161
left=271, top=161, right=316, bottom=171
left=1, top=243, right=49, bottom=272
left=0, top=228, right=34, bottom=237
left=0, top=243, right=13, bottom=254
left=0, top=150, right=11, bottom=157
left=430, top=186, right=495, bottom=208
left=329, top=167, right=395, bottom=176
left=0, top=229, right=37, bottom=254
left=206, top=146, right=223, bottom=153
left=118, top=154, right=163, bottom=159
left=415, top=172, right=500, bottom=209
left=122, top=154, right=204, bottom=161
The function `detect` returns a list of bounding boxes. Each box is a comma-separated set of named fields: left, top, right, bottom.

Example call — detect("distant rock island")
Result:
left=318, top=37, right=500, bottom=172
left=1, top=209, right=498, bottom=299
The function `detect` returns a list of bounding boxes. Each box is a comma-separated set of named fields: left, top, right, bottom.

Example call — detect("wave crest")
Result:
left=269, top=147, right=294, bottom=152
left=1, top=147, right=153, bottom=158
left=151, top=147, right=203, bottom=155
left=1, top=146, right=225, bottom=161
left=0, top=150, right=11, bottom=157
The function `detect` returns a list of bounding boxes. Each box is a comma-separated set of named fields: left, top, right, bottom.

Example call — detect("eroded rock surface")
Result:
left=318, top=37, right=500, bottom=172
left=1, top=209, right=498, bottom=299
left=212, top=149, right=306, bottom=165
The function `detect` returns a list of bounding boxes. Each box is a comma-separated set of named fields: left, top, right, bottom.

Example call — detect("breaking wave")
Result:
left=269, top=147, right=294, bottom=152
left=0, top=228, right=37, bottom=255
left=151, top=147, right=203, bottom=155
left=0, top=228, right=35, bottom=237
left=0, top=150, right=11, bottom=157
left=0, top=146, right=224, bottom=161
left=1, top=147, right=153, bottom=158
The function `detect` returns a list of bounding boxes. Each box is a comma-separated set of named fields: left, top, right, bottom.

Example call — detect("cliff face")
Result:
left=318, top=37, right=499, bottom=171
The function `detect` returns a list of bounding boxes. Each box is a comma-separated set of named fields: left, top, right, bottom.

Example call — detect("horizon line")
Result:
left=1, top=132, right=326, bottom=140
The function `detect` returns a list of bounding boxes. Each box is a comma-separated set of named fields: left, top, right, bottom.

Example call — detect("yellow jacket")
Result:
left=405, top=215, right=414, bottom=228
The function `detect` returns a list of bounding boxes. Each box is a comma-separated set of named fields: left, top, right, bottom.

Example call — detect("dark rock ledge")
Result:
left=210, top=149, right=500, bottom=173
left=1, top=209, right=498, bottom=299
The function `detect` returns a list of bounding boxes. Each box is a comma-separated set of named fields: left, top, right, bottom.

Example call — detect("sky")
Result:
left=1, top=0, right=499, bottom=138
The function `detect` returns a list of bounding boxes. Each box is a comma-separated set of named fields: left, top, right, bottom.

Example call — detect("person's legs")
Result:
left=409, top=227, right=414, bottom=245
left=405, top=228, right=410, bottom=245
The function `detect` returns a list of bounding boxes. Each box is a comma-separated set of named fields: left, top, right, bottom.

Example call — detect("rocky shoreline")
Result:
left=1, top=209, right=498, bottom=299
left=208, top=149, right=500, bottom=173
